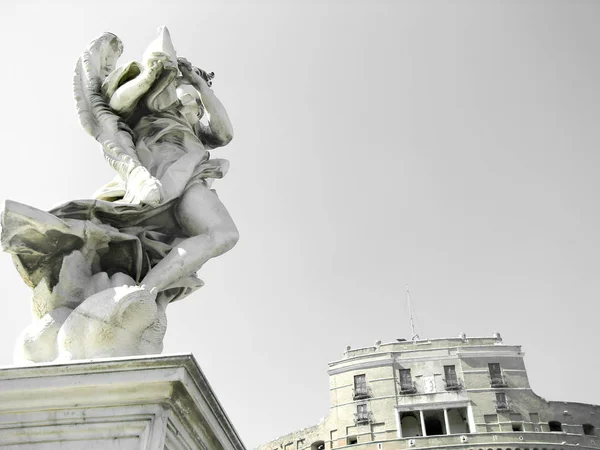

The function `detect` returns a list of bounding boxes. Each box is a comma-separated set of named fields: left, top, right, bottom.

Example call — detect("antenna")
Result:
left=406, top=283, right=420, bottom=341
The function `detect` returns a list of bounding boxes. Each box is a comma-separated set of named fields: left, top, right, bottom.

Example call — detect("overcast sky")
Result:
left=1, top=0, right=599, bottom=447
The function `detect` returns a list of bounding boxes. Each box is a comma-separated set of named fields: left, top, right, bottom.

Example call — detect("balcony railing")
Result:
left=490, top=376, right=508, bottom=388
left=495, top=399, right=511, bottom=411
left=400, top=381, right=417, bottom=394
left=352, top=385, right=371, bottom=400
left=443, top=378, right=463, bottom=391
left=354, top=411, right=372, bottom=425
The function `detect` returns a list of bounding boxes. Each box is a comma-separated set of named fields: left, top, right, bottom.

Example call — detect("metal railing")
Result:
left=399, top=381, right=417, bottom=394
left=352, top=385, right=371, bottom=400
left=490, top=375, right=507, bottom=388
left=443, top=378, right=464, bottom=391
left=354, top=411, right=372, bottom=425
left=495, top=399, right=511, bottom=411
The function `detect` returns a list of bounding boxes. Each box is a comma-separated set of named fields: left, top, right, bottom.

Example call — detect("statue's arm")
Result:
left=178, top=59, right=233, bottom=148
left=109, top=59, right=162, bottom=114
left=196, top=78, right=234, bottom=147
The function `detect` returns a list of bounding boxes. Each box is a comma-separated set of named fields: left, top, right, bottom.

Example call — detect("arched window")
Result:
left=583, top=423, right=595, bottom=436
left=401, top=412, right=421, bottom=437
left=548, top=421, right=562, bottom=432
left=310, top=441, right=325, bottom=450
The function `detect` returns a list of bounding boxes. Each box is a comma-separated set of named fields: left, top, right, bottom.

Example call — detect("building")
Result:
left=258, top=334, right=599, bottom=450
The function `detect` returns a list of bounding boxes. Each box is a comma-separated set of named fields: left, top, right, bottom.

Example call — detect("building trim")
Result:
left=462, top=369, right=527, bottom=374
left=395, top=400, right=472, bottom=411
left=394, top=355, right=461, bottom=363
left=369, top=377, right=396, bottom=382
left=330, top=395, right=398, bottom=409
left=330, top=383, right=352, bottom=391
left=465, top=387, right=533, bottom=392
left=329, top=344, right=523, bottom=367
left=328, top=358, right=395, bottom=375
left=457, top=350, right=525, bottom=358
left=330, top=350, right=526, bottom=376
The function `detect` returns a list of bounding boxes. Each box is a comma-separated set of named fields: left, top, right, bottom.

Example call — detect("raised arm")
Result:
left=105, top=54, right=166, bottom=114
left=177, top=58, right=234, bottom=148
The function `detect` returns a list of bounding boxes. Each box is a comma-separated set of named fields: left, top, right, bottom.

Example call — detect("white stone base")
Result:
left=0, top=354, right=246, bottom=450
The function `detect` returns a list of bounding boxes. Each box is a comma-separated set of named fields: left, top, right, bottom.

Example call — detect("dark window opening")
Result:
left=355, top=404, right=370, bottom=424
left=424, top=417, right=444, bottom=436
left=489, top=362, right=506, bottom=387
left=512, top=423, right=523, bottom=431
left=548, top=421, right=562, bottom=432
left=399, top=368, right=416, bottom=393
left=583, top=423, right=595, bottom=436
left=353, top=374, right=369, bottom=399
left=347, top=436, right=357, bottom=445
left=311, top=441, right=325, bottom=450
left=444, top=365, right=462, bottom=390
left=495, top=392, right=510, bottom=410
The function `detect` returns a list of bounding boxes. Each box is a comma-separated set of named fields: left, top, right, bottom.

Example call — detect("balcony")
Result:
left=354, top=411, right=372, bottom=425
left=352, top=385, right=371, bottom=400
left=400, top=382, right=417, bottom=394
left=495, top=399, right=511, bottom=411
left=490, top=376, right=507, bottom=388
left=369, top=431, right=595, bottom=449
left=444, top=378, right=463, bottom=391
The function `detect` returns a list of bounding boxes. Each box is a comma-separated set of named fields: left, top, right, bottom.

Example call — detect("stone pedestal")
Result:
left=0, top=354, right=246, bottom=450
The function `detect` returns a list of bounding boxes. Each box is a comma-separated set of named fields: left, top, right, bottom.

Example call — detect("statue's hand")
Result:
left=143, top=52, right=174, bottom=82
left=177, top=57, right=214, bottom=87
left=125, top=166, right=162, bottom=206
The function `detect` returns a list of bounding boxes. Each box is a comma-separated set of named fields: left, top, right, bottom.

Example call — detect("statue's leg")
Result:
left=140, top=182, right=238, bottom=296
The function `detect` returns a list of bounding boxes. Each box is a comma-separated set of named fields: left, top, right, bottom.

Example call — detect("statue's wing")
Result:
left=73, top=34, right=141, bottom=181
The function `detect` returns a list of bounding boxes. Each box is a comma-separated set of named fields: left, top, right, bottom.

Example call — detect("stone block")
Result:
left=0, top=354, right=245, bottom=450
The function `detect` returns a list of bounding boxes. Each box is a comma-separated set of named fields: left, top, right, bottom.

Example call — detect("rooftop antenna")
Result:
left=406, top=283, right=420, bottom=341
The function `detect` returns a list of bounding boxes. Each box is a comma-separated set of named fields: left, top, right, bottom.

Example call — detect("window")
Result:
left=347, top=436, right=357, bottom=445
left=447, top=408, right=470, bottom=434
left=423, top=411, right=444, bottom=436
left=444, top=365, right=461, bottom=390
left=510, top=413, right=523, bottom=431
left=495, top=392, right=510, bottom=410
left=399, top=368, right=416, bottom=393
left=583, top=423, right=595, bottom=436
left=444, top=365, right=457, bottom=383
left=548, top=421, right=562, bottom=432
left=401, top=412, right=422, bottom=437
left=484, top=414, right=498, bottom=423
left=353, top=374, right=369, bottom=399
left=489, top=363, right=506, bottom=387
left=355, top=404, right=370, bottom=424
left=529, top=413, right=539, bottom=423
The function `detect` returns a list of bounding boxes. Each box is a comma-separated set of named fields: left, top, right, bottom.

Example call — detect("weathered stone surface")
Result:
left=0, top=354, right=246, bottom=450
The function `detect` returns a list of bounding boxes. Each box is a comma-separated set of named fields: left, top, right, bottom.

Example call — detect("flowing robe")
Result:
left=2, top=63, right=229, bottom=310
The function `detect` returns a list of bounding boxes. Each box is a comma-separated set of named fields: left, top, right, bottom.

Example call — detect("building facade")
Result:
left=258, top=335, right=599, bottom=450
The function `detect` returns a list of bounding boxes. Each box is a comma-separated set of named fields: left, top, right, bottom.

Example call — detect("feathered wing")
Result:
left=73, top=35, right=141, bottom=183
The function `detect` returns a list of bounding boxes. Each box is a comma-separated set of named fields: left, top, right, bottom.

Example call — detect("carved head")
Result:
left=87, top=32, right=124, bottom=80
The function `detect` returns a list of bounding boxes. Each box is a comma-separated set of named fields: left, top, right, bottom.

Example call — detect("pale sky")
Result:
left=1, top=0, right=599, bottom=448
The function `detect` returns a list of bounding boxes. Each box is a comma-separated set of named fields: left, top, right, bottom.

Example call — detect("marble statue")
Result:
left=1, top=27, right=238, bottom=363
